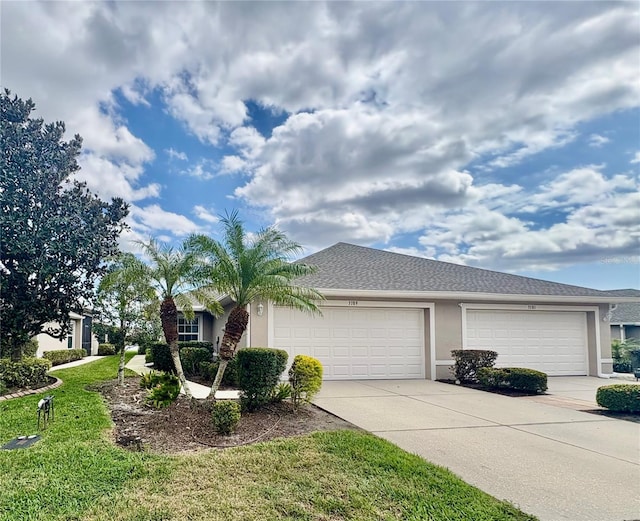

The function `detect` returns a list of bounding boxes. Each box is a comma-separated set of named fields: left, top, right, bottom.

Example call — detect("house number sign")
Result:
left=348, top=300, right=359, bottom=306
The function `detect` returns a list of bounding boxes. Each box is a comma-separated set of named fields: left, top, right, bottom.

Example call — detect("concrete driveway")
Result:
left=314, top=379, right=640, bottom=521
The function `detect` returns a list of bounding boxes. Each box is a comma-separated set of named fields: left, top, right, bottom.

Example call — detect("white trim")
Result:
left=317, top=288, right=633, bottom=304
left=461, top=303, right=596, bottom=376
left=428, top=305, right=436, bottom=380
left=601, top=358, right=613, bottom=364
left=319, top=299, right=433, bottom=309
left=436, top=359, right=455, bottom=366
left=267, top=301, right=274, bottom=350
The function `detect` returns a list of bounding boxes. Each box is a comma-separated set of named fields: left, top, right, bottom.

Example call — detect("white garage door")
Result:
left=273, top=306, right=424, bottom=379
left=465, top=310, right=588, bottom=376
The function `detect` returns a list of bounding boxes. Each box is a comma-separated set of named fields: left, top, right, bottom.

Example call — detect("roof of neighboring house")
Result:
left=295, top=242, right=631, bottom=299
left=607, top=289, right=640, bottom=324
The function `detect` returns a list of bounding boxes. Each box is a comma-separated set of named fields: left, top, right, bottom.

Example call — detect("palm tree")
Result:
left=139, top=239, right=223, bottom=399
left=186, top=211, right=323, bottom=399
left=96, top=253, right=157, bottom=385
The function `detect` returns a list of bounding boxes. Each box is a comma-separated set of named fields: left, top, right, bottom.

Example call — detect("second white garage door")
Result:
left=465, top=310, right=588, bottom=376
left=273, top=306, right=425, bottom=379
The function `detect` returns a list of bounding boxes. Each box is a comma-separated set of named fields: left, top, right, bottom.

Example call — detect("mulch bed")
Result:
left=94, top=378, right=358, bottom=454
left=0, top=375, right=59, bottom=398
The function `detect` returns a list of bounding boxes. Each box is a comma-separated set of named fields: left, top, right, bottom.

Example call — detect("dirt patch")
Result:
left=95, top=377, right=358, bottom=454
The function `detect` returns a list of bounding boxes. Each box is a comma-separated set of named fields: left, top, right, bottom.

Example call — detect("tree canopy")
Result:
left=0, top=89, right=128, bottom=360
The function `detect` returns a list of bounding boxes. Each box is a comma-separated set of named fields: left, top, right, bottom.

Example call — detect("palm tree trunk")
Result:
left=208, top=305, right=249, bottom=399
left=160, top=297, right=193, bottom=399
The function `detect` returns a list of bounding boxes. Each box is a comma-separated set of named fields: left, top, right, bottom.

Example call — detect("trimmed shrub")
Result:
left=477, top=367, right=548, bottom=394
left=450, top=349, right=498, bottom=383
left=179, top=341, right=214, bottom=352
left=289, top=355, right=323, bottom=408
left=145, top=349, right=153, bottom=364
left=137, top=344, right=147, bottom=355
left=212, top=400, right=241, bottom=435
left=97, top=343, right=116, bottom=356
left=142, top=371, right=180, bottom=409
left=180, top=347, right=211, bottom=377
left=43, top=348, right=87, bottom=366
left=237, top=348, right=288, bottom=411
left=596, top=384, right=640, bottom=413
left=150, top=343, right=174, bottom=372
left=0, top=358, right=52, bottom=389
left=200, top=358, right=239, bottom=387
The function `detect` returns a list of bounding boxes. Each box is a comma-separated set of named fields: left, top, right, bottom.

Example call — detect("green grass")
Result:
left=0, top=356, right=537, bottom=521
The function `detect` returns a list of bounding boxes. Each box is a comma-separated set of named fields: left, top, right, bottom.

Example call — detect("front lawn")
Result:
left=0, top=356, right=536, bottom=521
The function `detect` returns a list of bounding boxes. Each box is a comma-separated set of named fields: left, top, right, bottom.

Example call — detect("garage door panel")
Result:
left=466, top=310, right=587, bottom=376
left=273, top=306, right=425, bottom=380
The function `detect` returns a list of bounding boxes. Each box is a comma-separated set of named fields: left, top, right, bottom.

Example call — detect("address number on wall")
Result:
left=527, top=305, right=537, bottom=310
left=348, top=300, right=359, bottom=306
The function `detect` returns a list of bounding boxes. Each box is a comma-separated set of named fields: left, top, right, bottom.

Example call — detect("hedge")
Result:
left=180, top=347, right=211, bottom=377
left=200, top=358, right=239, bottom=387
left=237, top=348, right=288, bottom=411
left=450, top=349, right=498, bottom=382
left=477, top=367, right=548, bottom=394
left=43, top=348, right=87, bottom=366
left=596, top=384, right=640, bottom=413
left=97, top=343, right=116, bottom=356
left=0, top=358, right=52, bottom=389
left=150, top=342, right=216, bottom=373
left=212, top=400, right=241, bottom=435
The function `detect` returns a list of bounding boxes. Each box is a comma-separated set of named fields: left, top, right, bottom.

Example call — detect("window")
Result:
left=178, top=315, right=200, bottom=342
left=67, top=322, right=74, bottom=349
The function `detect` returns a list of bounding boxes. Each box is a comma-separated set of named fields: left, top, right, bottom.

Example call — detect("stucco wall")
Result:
left=35, top=316, right=82, bottom=357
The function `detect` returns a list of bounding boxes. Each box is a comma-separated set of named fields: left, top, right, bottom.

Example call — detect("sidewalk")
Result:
left=48, top=356, right=103, bottom=372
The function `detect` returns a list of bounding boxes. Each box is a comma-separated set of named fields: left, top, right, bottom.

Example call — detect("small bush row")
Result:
left=149, top=342, right=215, bottom=373
left=477, top=367, right=548, bottom=394
left=42, top=348, right=87, bottom=366
left=98, top=343, right=116, bottom=356
left=596, top=384, right=640, bottom=413
left=200, top=359, right=239, bottom=387
left=0, top=358, right=52, bottom=389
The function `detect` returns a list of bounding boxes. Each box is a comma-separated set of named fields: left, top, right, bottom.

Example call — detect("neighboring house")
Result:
left=182, top=243, right=635, bottom=380
left=607, top=289, right=640, bottom=342
left=35, top=312, right=99, bottom=357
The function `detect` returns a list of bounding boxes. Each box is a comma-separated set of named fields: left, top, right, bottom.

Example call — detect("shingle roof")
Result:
left=607, top=289, right=640, bottom=323
left=295, top=242, right=626, bottom=298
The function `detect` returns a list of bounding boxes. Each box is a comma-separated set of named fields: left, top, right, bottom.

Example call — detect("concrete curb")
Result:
left=0, top=376, right=63, bottom=402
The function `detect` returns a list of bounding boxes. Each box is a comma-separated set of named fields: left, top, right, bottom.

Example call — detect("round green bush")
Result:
left=477, top=367, right=547, bottom=394
left=212, top=400, right=241, bottom=435
left=289, top=355, right=323, bottom=408
left=596, top=384, right=640, bottom=413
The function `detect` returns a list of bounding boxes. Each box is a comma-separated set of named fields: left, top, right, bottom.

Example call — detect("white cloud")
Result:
left=165, top=148, right=188, bottom=161
left=588, top=133, right=610, bottom=148
left=130, top=205, right=202, bottom=236
left=181, top=161, right=215, bottom=180
left=631, top=152, right=640, bottom=164
left=193, top=205, right=219, bottom=223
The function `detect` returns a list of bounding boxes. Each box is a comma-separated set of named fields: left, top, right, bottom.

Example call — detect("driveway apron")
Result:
left=314, top=379, right=640, bottom=521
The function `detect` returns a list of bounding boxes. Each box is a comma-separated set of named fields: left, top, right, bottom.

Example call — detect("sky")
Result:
left=1, top=1, right=639, bottom=290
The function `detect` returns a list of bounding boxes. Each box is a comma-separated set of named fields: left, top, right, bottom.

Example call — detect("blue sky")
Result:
left=2, top=1, right=638, bottom=290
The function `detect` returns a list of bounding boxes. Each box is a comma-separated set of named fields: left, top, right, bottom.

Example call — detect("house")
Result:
left=35, top=312, right=99, bottom=357
left=607, top=289, right=640, bottom=342
left=183, top=243, right=636, bottom=380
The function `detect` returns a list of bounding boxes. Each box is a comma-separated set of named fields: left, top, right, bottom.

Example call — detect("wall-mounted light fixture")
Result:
left=257, top=303, right=264, bottom=316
